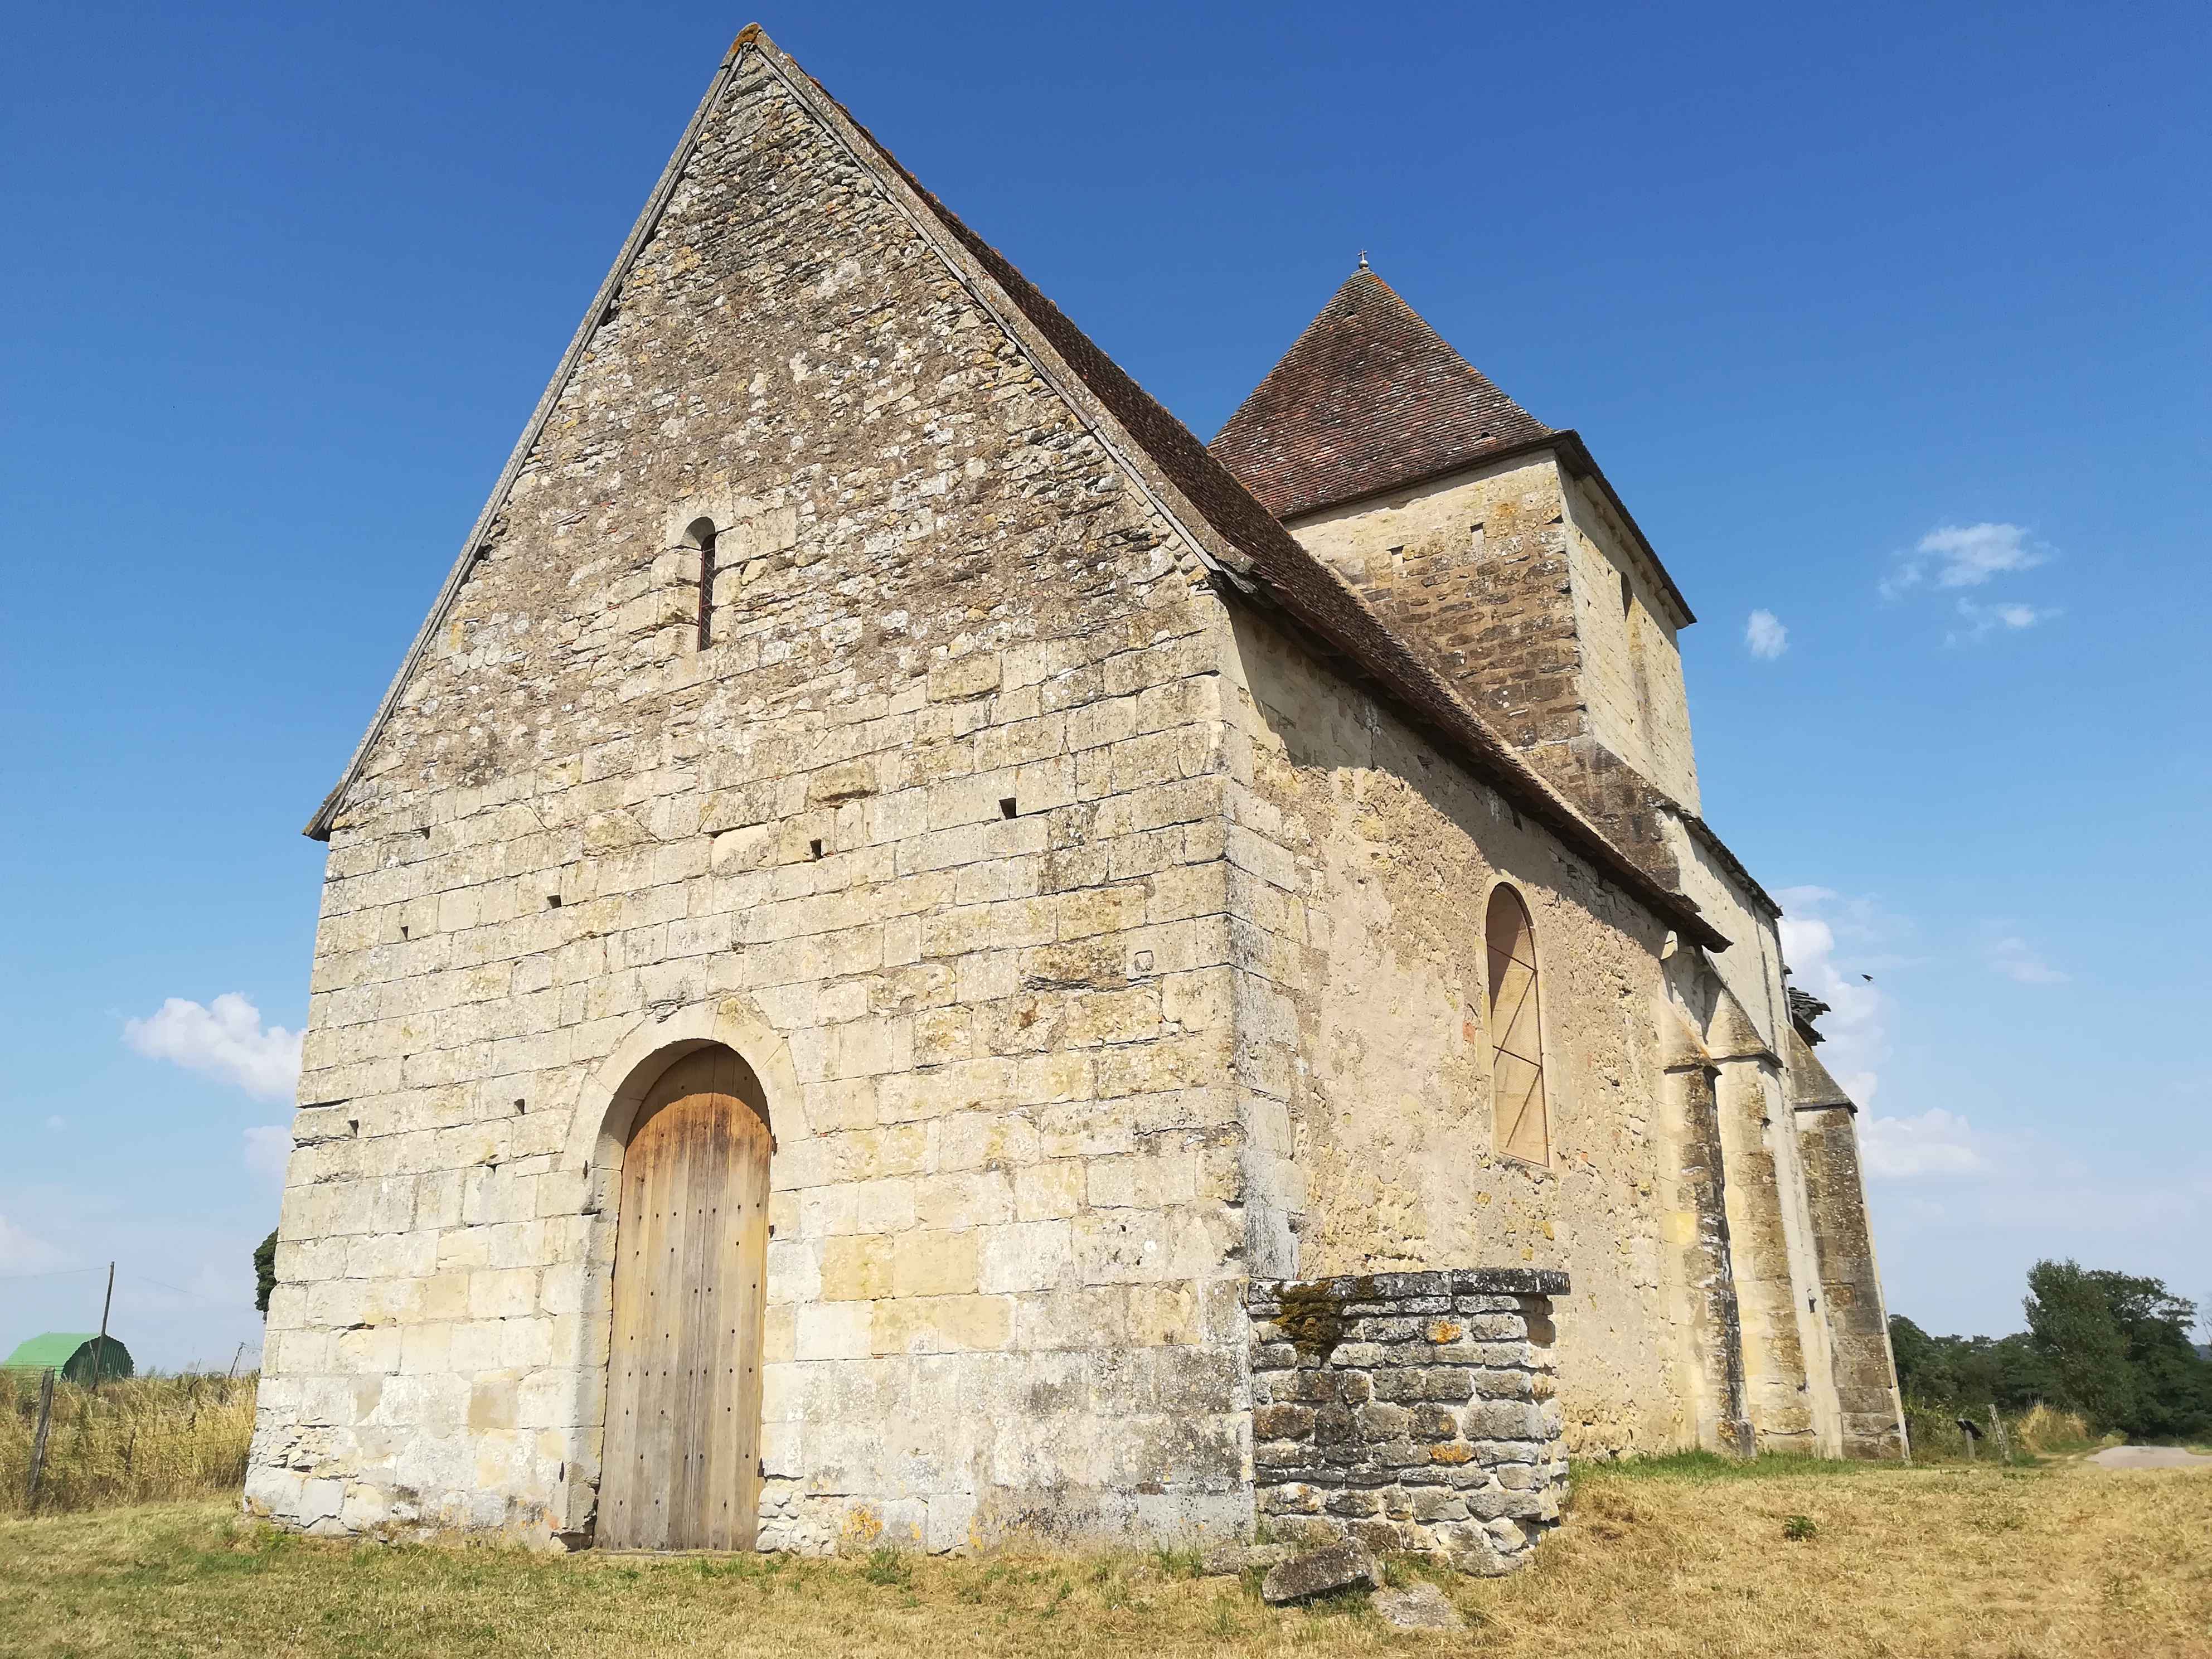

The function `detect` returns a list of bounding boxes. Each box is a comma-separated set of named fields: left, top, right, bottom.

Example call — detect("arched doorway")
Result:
left=598, top=1045, right=772, bottom=1550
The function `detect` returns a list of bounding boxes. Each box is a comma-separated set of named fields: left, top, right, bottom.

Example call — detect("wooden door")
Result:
left=599, top=1047, right=772, bottom=1550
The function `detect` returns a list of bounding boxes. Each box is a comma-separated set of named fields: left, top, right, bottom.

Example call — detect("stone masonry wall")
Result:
left=1556, top=475, right=1698, bottom=814
left=1247, top=1270, right=1569, bottom=1575
left=1791, top=1022, right=1906, bottom=1459
left=1217, top=612, right=1702, bottom=1458
left=1282, top=455, right=1687, bottom=889
left=1285, top=454, right=1584, bottom=756
left=249, top=50, right=1255, bottom=1549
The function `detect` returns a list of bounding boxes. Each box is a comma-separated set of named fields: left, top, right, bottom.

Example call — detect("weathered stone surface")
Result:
left=1259, top=1539, right=1382, bottom=1604
left=1198, top=1541, right=1296, bottom=1577
left=1372, top=1582, right=1465, bottom=1629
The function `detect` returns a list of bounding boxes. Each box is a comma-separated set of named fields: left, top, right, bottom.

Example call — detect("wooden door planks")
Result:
left=599, top=1046, right=772, bottom=1550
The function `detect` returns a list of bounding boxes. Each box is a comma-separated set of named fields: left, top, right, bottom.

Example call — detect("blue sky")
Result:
left=3, top=1, right=2206, bottom=1370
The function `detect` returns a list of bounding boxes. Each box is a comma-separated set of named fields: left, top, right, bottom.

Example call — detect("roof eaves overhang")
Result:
left=1209, top=570, right=1731, bottom=953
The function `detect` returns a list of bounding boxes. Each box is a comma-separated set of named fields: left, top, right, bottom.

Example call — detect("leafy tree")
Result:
left=2025, top=1259, right=2138, bottom=1430
left=1888, top=1314, right=1942, bottom=1401
left=2088, top=1270, right=2212, bottom=1439
left=1888, top=1316, right=2052, bottom=1410
left=254, top=1228, right=278, bottom=1315
left=1895, top=1261, right=2212, bottom=1440
left=2023, top=1259, right=2212, bottom=1439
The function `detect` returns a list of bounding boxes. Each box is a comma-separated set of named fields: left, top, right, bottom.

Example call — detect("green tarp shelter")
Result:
left=2, top=1332, right=134, bottom=1385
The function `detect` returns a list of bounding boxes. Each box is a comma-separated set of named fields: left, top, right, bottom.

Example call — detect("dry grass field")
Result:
left=2, top=1454, right=2205, bottom=1658
left=0, top=1370, right=256, bottom=1517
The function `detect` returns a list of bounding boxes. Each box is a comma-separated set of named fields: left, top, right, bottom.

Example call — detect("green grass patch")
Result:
left=1592, top=1450, right=1868, bottom=1482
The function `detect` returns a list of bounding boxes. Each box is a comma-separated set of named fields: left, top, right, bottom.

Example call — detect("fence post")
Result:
left=26, top=1367, right=57, bottom=1511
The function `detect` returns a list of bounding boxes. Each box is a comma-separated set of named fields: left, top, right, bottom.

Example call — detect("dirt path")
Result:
left=2087, top=1444, right=2212, bottom=1469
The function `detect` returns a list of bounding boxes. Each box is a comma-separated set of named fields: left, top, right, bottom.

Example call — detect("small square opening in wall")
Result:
left=999, top=797, right=1018, bottom=819
left=546, top=894, right=562, bottom=909
left=809, top=839, right=825, bottom=860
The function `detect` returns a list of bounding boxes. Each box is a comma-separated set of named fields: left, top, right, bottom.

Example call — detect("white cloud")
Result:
left=243, top=1125, right=292, bottom=1183
left=0, top=1212, right=69, bottom=1274
left=1947, top=598, right=2057, bottom=644
left=1919, top=522, right=2045, bottom=588
left=1988, top=934, right=2069, bottom=985
left=124, top=994, right=302, bottom=1102
left=1777, top=885, right=1904, bottom=1109
left=1744, top=609, right=1788, bottom=660
left=1861, top=1108, right=1985, bottom=1178
left=1883, top=522, right=2048, bottom=595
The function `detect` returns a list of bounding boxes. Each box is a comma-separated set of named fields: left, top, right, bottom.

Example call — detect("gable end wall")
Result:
left=250, top=54, right=1259, bottom=1548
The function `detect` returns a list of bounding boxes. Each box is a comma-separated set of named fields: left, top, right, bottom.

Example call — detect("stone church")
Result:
left=247, top=26, right=1905, bottom=1560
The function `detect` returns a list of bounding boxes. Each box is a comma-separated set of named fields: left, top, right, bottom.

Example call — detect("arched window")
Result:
left=1486, top=884, right=1550, bottom=1166
left=685, top=517, right=719, bottom=650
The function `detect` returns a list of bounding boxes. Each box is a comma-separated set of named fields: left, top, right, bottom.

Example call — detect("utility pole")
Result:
left=90, top=1261, right=115, bottom=1393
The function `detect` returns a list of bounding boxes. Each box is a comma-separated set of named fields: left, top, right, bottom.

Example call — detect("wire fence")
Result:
left=2, top=1369, right=258, bottom=1516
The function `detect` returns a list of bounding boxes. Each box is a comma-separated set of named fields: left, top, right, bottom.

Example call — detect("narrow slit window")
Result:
left=1486, top=885, right=1550, bottom=1166
left=686, top=517, right=720, bottom=651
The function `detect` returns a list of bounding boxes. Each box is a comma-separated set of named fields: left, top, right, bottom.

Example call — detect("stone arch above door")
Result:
left=565, top=995, right=809, bottom=1212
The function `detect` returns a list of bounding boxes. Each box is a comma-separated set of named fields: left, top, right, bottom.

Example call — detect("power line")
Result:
left=3, top=1266, right=210, bottom=1297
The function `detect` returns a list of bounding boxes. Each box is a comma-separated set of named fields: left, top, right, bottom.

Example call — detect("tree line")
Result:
left=1890, top=1259, right=2212, bottom=1441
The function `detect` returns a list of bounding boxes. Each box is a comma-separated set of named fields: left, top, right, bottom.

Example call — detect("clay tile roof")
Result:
left=1210, top=270, right=1554, bottom=520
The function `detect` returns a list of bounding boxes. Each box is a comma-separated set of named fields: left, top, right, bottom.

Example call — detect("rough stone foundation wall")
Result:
left=1247, top=1270, right=1570, bottom=1575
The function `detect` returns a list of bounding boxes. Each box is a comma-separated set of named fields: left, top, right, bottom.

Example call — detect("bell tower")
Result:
left=1212, top=268, right=1701, bottom=877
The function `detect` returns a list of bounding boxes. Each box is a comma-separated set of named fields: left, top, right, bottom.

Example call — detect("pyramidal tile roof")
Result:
left=1211, top=269, right=1554, bottom=520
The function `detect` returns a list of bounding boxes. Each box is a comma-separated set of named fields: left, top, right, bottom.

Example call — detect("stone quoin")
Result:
left=246, top=25, right=1906, bottom=1559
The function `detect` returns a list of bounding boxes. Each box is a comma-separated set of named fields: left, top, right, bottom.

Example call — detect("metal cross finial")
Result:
left=1357, top=249, right=1370, bottom=271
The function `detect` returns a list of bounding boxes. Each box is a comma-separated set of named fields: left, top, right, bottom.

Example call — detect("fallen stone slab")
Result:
left=1259, top=1538, right=1383, bottom=1604
left=1372, top=1582, right=1465, bottom=1630
left=1199, top=1541, right=1297, bottom=1577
